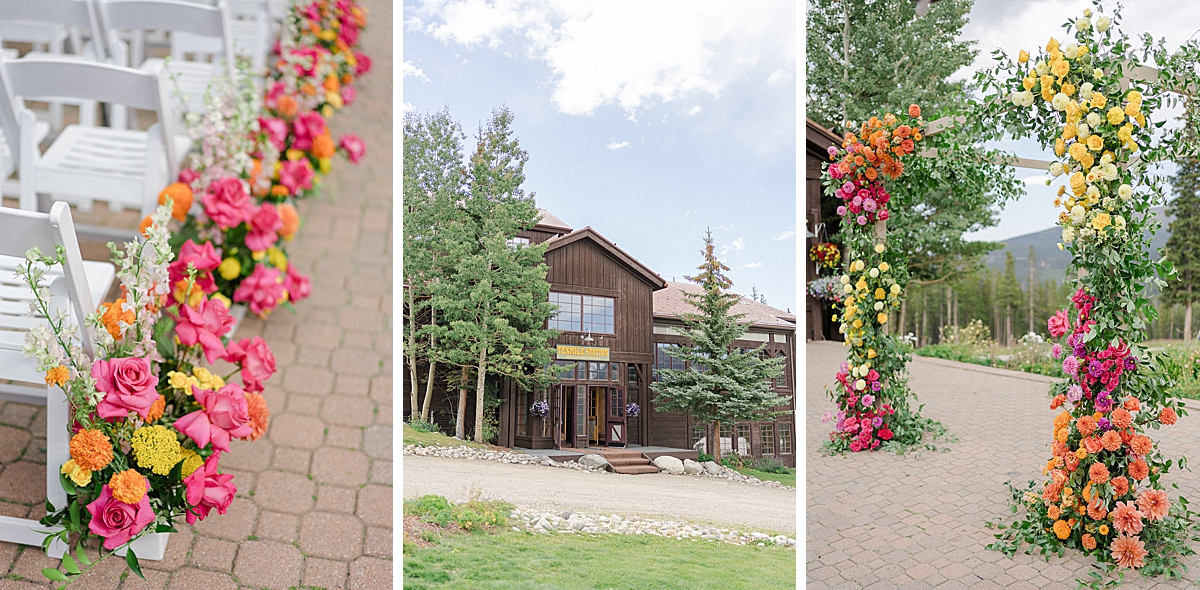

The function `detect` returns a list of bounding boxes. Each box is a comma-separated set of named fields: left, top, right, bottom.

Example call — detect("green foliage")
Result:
left=404, top=494, right=513, bottom=533
left=696, top=452, right=713, bottom=463
left=408, top=419, right=441, bottom=434
left=749, top=455, right=790, bottom=475
left=1162, top=102, right=1200, bottom=308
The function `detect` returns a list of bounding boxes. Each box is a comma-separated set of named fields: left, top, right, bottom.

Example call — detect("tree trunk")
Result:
left=456, top=366, right=468, bottom=440
left=920, top=290, right=928, bottom=347
left=711, top=419, right=722, bottom=464
left=898, top=299, right=907, bottom=337
left=1187, top=296, right=1194, bottom=343
left=953, top=291, right=958, bottom=328
left=420, top=308, right=438, bottom=423
left=1006, top=306, right=1013, bottom=347
left=407, top=287, right=420, bottom=424
left=474, top=344, right=489, bottom=444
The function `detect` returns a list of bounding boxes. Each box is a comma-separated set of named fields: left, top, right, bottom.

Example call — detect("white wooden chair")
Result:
left=97, top=0, right=234, bottom=115
left=0, top=56, right=191, bottom=227
left=175, top=0, right=271, bottom=75
left=0, top=202, right=114, bottom=559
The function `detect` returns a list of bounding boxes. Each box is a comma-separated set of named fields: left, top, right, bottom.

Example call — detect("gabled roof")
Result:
left=806, top=118, right=842, bottom=154
left=535, top=209, right=572, bottom=233
left=544, top=227, right=668, bottom=290
left=653, top=281, right=796, bottom=331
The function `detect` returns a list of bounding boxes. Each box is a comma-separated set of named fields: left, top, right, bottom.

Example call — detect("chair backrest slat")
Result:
left=100, top=0, right=234, bottom=73
left=0, top=58, right=163, bottom=111
left=0, top=0, right=103, bottom=33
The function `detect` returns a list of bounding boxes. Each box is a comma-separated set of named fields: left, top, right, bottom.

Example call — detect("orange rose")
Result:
left=1124, top=397, right=1140, bottom=412
left=1083, top=436, right=1103, bottom=455
left=312, top=133, right=336, bottom=159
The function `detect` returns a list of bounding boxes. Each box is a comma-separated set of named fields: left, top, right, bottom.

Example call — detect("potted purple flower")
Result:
left=625, top=403, right=640, bottom=418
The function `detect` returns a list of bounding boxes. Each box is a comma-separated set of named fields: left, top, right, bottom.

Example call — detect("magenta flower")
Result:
left=279, top=160, right=315, bottom=195
left=184, top=453, right=236, bottom=525
left=178, top=168, right=200, bottom=185
left=175, top=384, right=254, bottom=453
left=93, top=357, right=158, bottom=421
left=1048, top=309, right=1070, bottom=338
left=203, top=177, right=253, bottom=229
left=265, top=81, right=286, bottom=108
left=292, top=111, right=326, bottom=151
left=284, top=262, right=312, bottom=303
left=339, top=134, right=366, bottom=164
left=168, top=239, right=222, bottom=294
left=340, top=84, right=356, bottom=106
left=86, top=481, right=155, bottom=550
left=174, top=297, right=234, bottom=364
left=223, top=336, right=277, bottom=393
left=1052, top=343, right=1063, bottom=358
left=259, top=117, right=289, bottom=150
left=1063, top=355, right=1079, bottom=376
left=233, top=264, right=287, bottom=316
left=355, top=52, right=371, bottom=74
left=245, top=202, right=283, bottom=252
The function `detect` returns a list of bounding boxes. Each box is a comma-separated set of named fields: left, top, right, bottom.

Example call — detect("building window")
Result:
left=653, top=342, right=684, bottom=381
left=611, top=363, right=620, bottom=381
left=691, top=425, right=706, bottom=449
left=506, top=236, right=530, bottom=250
left=547, top=292, right=614, bottom=333
left=588, top=362, right=608, bottom=381
left=627, top=364, right=639, bottom=385
left=778, top=423, right=792, bottom=454
left=720, top=425, right=732, bottom=455
left=773, top=358, right=788, bottom=389
left=761, top=424, right=775, bottom=456
left=555, top=360, right=575, bottom=381
left=736, top=424, right=751, bottom=455
left=517, top=390, right=529, bottom=436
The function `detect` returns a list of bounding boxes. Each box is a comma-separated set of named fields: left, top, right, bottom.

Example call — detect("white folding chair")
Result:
left=175, top=0, right=271, bottom=75
left=0, top=202, right=115, bottom=558
left=97, top=0, right=235, bottom=115
left=0, top=56, right=191, bottom=226
left=0, top=0, right=94, bottom=132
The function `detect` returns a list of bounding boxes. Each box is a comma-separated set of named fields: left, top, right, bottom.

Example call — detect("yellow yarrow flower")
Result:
left=218, top=257, right=242, bottom=280
left=60, top=459, right=91, bottom=487
left=131, top=425, right=181, bottom=476
left=178, top=448, right=205, bottom=477
left=267, top=248, right=288, bottom=270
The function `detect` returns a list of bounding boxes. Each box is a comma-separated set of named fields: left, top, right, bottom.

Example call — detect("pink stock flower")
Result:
left=340, top=84, right=356, bottom=106
left=355, top=52, right=371, bottom=75
left=245, top=203, right=283, bottom=252
left=223, top=336, right=277, bottom=393
left=183, top=453, right=236, bottom=525
left=284, top=263, right=312, bottom=303
left=178, top=168, right=200, bottom=185
left=292, top=112, right=327, bottom=151
left=174, top=297, right=234, bottom=364
left=339, top=134, right=365, bottom=164
left=233, top=264, right=287, bottom=316
left=279, top=159, right=315, bottom=195
left=203, top=177, right=253, bottom=229
left=169, top=240, right=222, bottom=294
left=259, top=117, right=289, bottom=150
left=175, top=384, right=254, bottom=453
left=86, top=481, right=155, bottom=550
left=1048, top=310, right=1070, bottom=338
left=93, top=357, right=158, bottom=421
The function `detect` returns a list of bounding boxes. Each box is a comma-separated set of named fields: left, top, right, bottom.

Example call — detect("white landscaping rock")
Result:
left=682, top=459, right=704, bottom=475
left=511, top=506, right=793, bottom=549
left=653, top=455, right=685, bottom=475
left=578, top=454, right=612, bottom=471
left=702, top=461, right=722, bottom=475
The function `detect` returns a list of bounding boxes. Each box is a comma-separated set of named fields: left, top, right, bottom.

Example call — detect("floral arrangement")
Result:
left=20, top=201, right=274, bottom=584
left=530, top=400, right=549, bottom=418
left=268, top=0, right=371, bottom=121
left=625, top=403, right=640, bottom=418
left=808, top=242, right=840, bottom=270
left=806, top=276, right=845, bottom=303
left=982, top=2, right=1200, bottom=578
left=819, top=105, right=938, bottom=454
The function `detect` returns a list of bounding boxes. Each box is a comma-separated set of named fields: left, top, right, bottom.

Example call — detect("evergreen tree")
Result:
left=996, top=251, right=1024, bottom=345
left=1163, top=145, right=1200, bottom=341
left=651, top=230, right=788, bottom=463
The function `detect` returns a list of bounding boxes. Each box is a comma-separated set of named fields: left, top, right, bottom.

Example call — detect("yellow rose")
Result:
left=1125, top=101, right=1140, bottom=116
left=1061, top=82, right=1075, bottom=96
left=1023, top=77, right=1036, bottom=91
left=1107, top=106, right=1126, bottom=125
left=1086, top=134, right=1104, bottom=151
left=218, top=257, right=241, bottom=280
left=1069, top=142, right=1087, bottom=162
left=1090, top=93, right=1107, bottom=109
left=1069, top=172, right=1086, bottom=196
left=1042, top=84, right=1056, bottom=103
left=1062, top=123, right=1077, bottom=140
left=1077, top=44, right=1089, bottom=56
left=61, top=459, right=92, bottom=487
left=1135, top=113, right=1146, bottom=127
left=867, top=349, right=877, bottom=359
left=1092, top=212, right=1111, bottom=232
left=877, top=313, right=888, bottom=324
left=1051, top=59, right=1069, bottom=78
left=1126, top=90, right=1142, bottom=104
left=853, top=319, right=863, bottom=329
left=1055, top=137, right=1066, bottom=157
left=878, top=262, right=890, bottom=272
left=1018, top=49, right=1030, bottom=64
left=1046, top=37, right=1060, bottom=52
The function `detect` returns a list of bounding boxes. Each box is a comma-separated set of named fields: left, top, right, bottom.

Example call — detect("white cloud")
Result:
left=766, top=68, right=788, bottom=87
left=605, top=140, right=630, bottom=150
left=773, top=230, right=795, bottom=240
left=684, top=210, right=695, bottom=216
left=407, top=0, right=794, bottom=116
left=402, top=60, right=429, bottom=80
left=687, top=105, right=702, bottom=116
left=731, top=237, right=745, bottom=250
left=739, top=262, right=763, bottom=269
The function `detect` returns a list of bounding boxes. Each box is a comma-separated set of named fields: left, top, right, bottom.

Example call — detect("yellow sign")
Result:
left=556, top=345, right=610, bottom=361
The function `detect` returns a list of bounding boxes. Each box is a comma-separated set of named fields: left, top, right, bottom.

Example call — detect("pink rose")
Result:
left=245, top=202, right=283, bottom=252
left=340, top=84, right=356, bottom=106
left=203, top=177, right=252, bottom=229
left=292, top=112, right=326, bottom=151
left=259, top=117, right=289, bottom=150
left=355, top=52, right=371, bottom=75
left=223, top=336, right=277, bottom=393
left=1048, top=310, right=1070, bottom=338
left=279, top=160, right=315, bottom=195
left=93, top=357, right=158, bottom=421
left=169, top=239, right=222, bottom=294
left=86, top=481, right=155, bottom=550
left=174, top=297, right=234, bottom=364
left=339, top=134, right=365, bottom=164
left=174, top=384, right=253, bottom=452
left=284, top=263, right=312, bottom=304
left=265, top=81, right=286, bottom=108
left=338, top=22, right=359, bottom=46
left=233, top=264, right=286, bottom=316
left=178, top=168, right=200, bottom=185
left=183, top=453, right=236, bottom=525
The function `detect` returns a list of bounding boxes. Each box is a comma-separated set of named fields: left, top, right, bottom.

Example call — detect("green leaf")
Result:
left=58, top=472, right=75, bottom=495
left=42, top=568, right=68, bottom=581
left=75, top=546, right=91, bottom=566
left=125, top=548, right=145, bottom=580
left=69, top=501, right=80, bottom=532
left=61, top=553, right=80, bottom=575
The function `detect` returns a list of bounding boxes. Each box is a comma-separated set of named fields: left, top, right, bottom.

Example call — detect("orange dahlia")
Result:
left=1128, top=458, right=1149, bottom=481
left=1110, top=534, right=1147, bottom=569
left=109, top=469, right=147, bottom=505
left=1086, top=496, right=1107, bottom=520
left=1088, top=462, right=1110, bottom=485
left=1112, top=475, right=1130, bottom=498
left=1137, top=488, right=1170, bottom=522
left=1160, top=407, right=1178, bottom=425
left=243, top=392, right=270, bottom=442
left=1129, top=435, right=1152, bottom=456
left=1101, top=430, right=1123, bottom=452
left=1077, top=415, right=1098, bottom=437
left=70, top=429, right=114, bottom=472
left=1111, top=408, right=1133, bottom=429
left=1082, top=533, right=1097, bottom=550
left=1111, top=501, right=1144, bottom=536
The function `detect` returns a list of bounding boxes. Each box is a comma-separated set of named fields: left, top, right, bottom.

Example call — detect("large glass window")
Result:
left=761, top=424, right=776, bottom=456
left=778, top=423, right=792, bottom=454
left=555, top=360, right=576, bottom=381
left=653, top=342, right=684, bottom=381
left=736, top=424, right=751, bottom=455
left=547, top=292, right=614, bottom=333
left=691, top=425, right=707, bottom=449
left=588, top=362, right=608, bottom=381
left=720, top=425, right=732, bottom=455
left=517, top=390, right=528, bottom=436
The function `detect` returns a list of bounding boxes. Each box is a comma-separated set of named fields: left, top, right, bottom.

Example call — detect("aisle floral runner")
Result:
left=20, top=1, right=377, bottom=584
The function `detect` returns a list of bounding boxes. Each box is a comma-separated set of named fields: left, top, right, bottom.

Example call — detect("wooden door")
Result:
left=607, top=386, right=627, bottom=447
left=553, top=386, right=564, bottom=450
left=573, top=384, right=588, bottom=449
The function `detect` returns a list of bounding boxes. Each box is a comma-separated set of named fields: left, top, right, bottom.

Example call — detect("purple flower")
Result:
left=842, top=182, right=855, bottom=194
left=1067, top=384, right=1083, bottom=402
left=871, top=380, right=883, bottom=392
left=1052, top=344, right=1062, bottom=359
left=1062, top=356, right=1079, bottom=376
left=1074, top=345, right=1086, bottom=358
left=863, top=198, right=877, bottom=212
left=857, top=215, right=868, bottom=225
left=861, top=394, right=875, bottom=407
left=827, top=146, right=838, bottom=157
left=872, top=416, right=884, bottom=427
left=1088, top=360, right=1103, bottom=378
left=852, top=195, right=863, bottom=207
left=1097, top=417, right=1112, bottom=430
left=1124, top=357, right=1136, bottom=370
left=822, top=411, right=833, bottom=423
left=834, top=419, right=844, bottom=432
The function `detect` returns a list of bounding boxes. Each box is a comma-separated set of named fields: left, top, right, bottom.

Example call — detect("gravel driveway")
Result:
left=403, top=455, right=797, bottom=534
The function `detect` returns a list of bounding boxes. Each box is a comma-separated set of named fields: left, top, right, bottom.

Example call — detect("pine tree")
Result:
left=1163, top=147, right=1200, bottom=342
left=996, top=251, right=1024, bottom=345
left=650, top=230, right=788, bottom=463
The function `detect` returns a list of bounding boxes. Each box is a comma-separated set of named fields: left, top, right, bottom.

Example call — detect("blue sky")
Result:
left=402, top=1, right=798, bottom=311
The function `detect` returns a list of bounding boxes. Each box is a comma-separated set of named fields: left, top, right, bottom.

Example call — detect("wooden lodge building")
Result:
left=403, top=210, right=797, bottom=467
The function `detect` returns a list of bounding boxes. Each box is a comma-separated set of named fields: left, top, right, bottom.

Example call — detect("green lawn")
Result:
left=734, top=467, right=796, bottom=488
left=403, top=424, right=489, bottom=449
left=404, top=530, right=796, bottom=590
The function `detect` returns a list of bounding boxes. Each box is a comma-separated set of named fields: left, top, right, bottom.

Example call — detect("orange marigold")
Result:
left=109, top=469, right=146, bottom=505
left=1111, top=534, right=1147, bottom=569
left=1128, top=459, right=1149, bottom=481
left=44, top=366, right=69, bottom=387
left=158, top=182, right=194, bottom=222
left=277, top=94, right=298, bottom=118
left=1111, top=408, right=1133, bottom=429
left=1077, top=415, right=1098, bottom=437
left=100, top=298, right=135, bottom=340
left=1124, top=397, right=1141, bottom=412
left=1047, top=505, right=1062, bottom=520
left=1101, top=430, right=1123, bottom=452
left=1112, top=475, right=1130, bottom=497
left=139, top=215, right=154, bottom=238
left=1082, top=533, right=1097, bottom=550
left=1054, top=410, right=1072, bottom=430
left=1088, top=461, right=1110, bottom=484
left=70, top=429, right=113, bottom=472
left=1052, top=519, right=1071, bottom=540
left=243, top=392, right=270, bottom=442
left=1111, top=501, right=1144, bottom=536
left=311, top=133, right=335, bottom=159
left=1160, top=407, right=1178, bottom=425
left=908, top=104, right=921, bottom=118
left=1129, top=435, right=1152, bottom=456
left=277, top=203, right=300, bottom=240
left=146, top=395, right=165, bottom=423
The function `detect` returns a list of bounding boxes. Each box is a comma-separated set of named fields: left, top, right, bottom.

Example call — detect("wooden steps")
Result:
left=591, top=449, right=659, bottom=475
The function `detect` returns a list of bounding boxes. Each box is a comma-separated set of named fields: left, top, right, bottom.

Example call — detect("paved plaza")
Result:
left=0, top=1, right=393, bottom=587
left=807, top=341, right=1200, bottom=589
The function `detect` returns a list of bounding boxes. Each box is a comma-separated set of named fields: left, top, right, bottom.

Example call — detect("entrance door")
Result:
left=588, top=386, right=605, bottom=445
left=573, top=384, right=588, bottom=449
left=607, top=386, right=626, bottom=447
left=554, top=386, right=565, bottom=450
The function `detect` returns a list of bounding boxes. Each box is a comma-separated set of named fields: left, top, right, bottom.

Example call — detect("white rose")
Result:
left=1097, top=16, right=1112, bottom=32
left=1052, top=92, right=1070, bottom=111
left=1076, top=16, right=1091, bottom=31
left=1083, top=8, right=1092, bottom=17
left=1100, top=152, right=1113, bottom=165
left=1071, top=205, right=1086, bottom=223
left=1065, top=44, right=1079, bottom=59
left=1078, top=123, right=1091, bottom=140
left=1050, top=162, right=1064, bottom=177
left=1119, top=184, right=1133, bottom=200
left=1087, top=112, right=1102, bottom=127
left=874, top=302, right=884, bottom=311
left=855, top=379, right=866, bottom=391
left=1080, top=82, right=1094, bottom=100
left=869, top=268, right=880, bottom=278
left=874, top=244, right=885, bottom=253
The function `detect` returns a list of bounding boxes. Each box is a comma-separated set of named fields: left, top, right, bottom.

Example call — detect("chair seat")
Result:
left=140, top=58, right=220, bottom=113
left=34, top=125, right=191, bottom=208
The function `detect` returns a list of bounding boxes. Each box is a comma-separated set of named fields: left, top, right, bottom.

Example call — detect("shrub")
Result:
left=721, top=454, right=753, bottom=470
left=751, top=455, right=791, bottom=474
left=404, top=494, right=513, bottom=533
left=697, top=452, right=713, bottom=463
left=408, top=419, right=441, bottom=434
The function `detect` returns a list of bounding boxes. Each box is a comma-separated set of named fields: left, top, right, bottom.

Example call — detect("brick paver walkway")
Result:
left=807, top=341, right=1200, bottom=589
left=0, top=2, right=393, bottom=588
